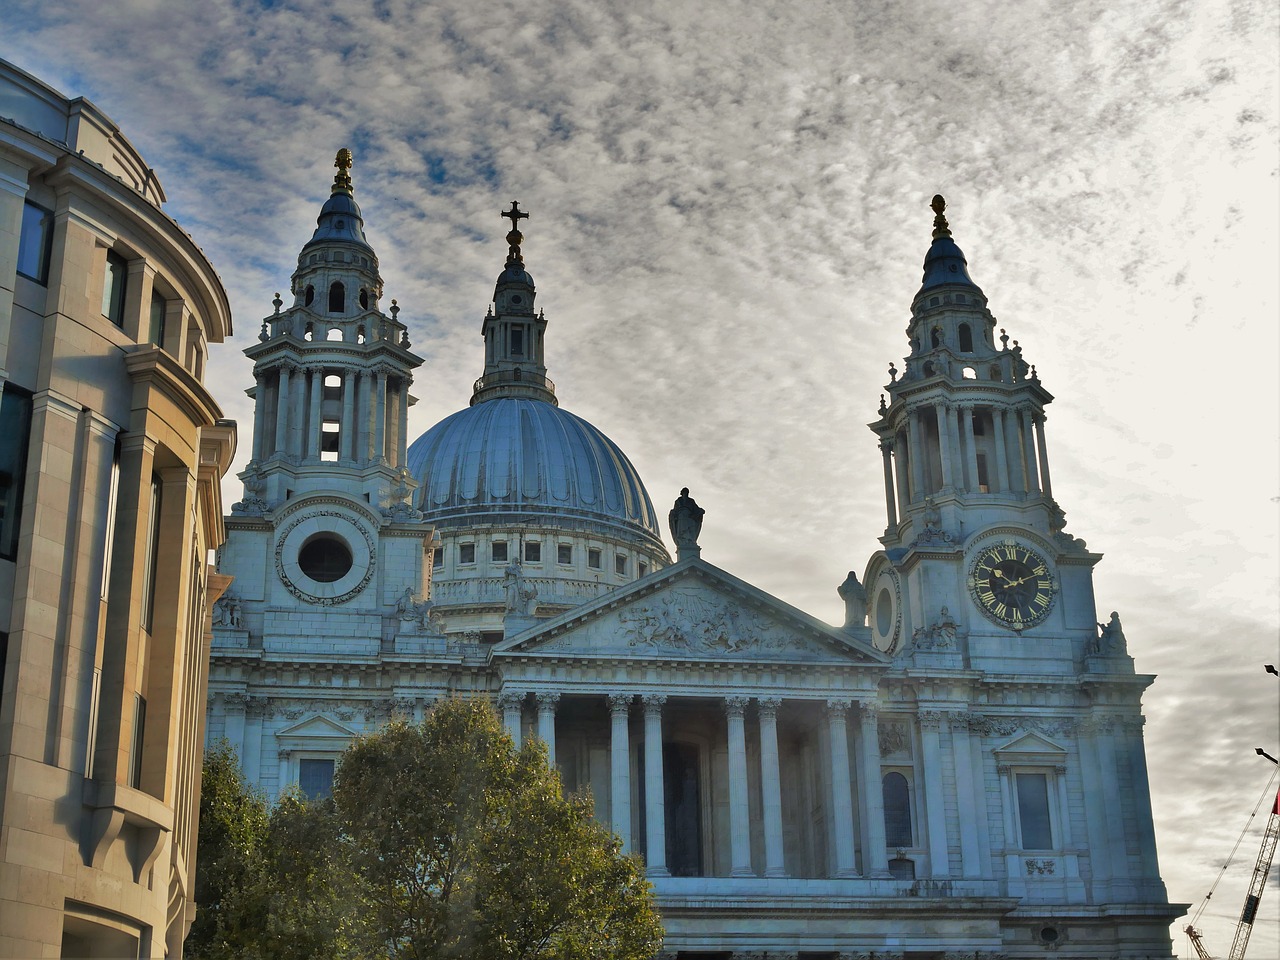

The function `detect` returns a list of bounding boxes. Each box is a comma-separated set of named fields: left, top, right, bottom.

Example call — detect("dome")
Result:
left=301, top=191, right=374, bottom=254
left=916, top=235, right=982, bottom=297
left=406, top=398, right=666, bottom=548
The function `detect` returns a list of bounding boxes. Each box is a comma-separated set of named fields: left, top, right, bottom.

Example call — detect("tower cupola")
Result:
left=471, top=201, right=556, bottom=405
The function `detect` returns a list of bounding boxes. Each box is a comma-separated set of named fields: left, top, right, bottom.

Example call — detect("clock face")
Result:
left=968, top=541, right=1055, bottom=630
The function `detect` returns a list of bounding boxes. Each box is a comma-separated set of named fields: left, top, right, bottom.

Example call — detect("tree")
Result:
left=333, top=698, right=663, bottom=960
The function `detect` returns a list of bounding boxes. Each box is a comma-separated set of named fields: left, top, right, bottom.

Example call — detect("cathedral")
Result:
left=206, top=152, right=1183, bottom=957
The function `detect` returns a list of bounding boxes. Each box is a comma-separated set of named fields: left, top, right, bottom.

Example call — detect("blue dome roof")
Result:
left=406, top=398, right=664, bottom=544
left=301, top=191, right=374, bottom=254
left=916, top=236, right=982, bottom=298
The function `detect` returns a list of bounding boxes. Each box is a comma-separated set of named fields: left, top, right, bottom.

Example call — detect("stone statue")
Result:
left=1092, top=611, right=1127, bottom=656
left=227, top=596, right=242, bottom=629
left=837, top=570, right=867, bottom=629
left=503, top=559, right=538, bottom=617
left=232, top=464, right=269, bottom=516
left=396, top=586, right=418, bottom=620
left=668, top=487, right=705, bottom=556
left=915, top=496, right=953, bottom=545
left=211, top=596, right=229, bottom=626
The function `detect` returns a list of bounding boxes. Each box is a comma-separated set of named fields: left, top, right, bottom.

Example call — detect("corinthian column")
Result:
left=826, top=699, right=858, bottom=877
left=758, top=698, right=786, bottom=877
left=858, top=702, right=890, bottom=877
left=609, top=694, right=633, bottom=851
left=643, top=694, right=668, bottom=877
left=725, top=696, right=753, bottom=876
left=536, top=692, right=559, bottom=765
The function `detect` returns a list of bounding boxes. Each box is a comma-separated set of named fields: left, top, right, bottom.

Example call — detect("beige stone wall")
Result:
left=0, top=60, right=235, bottom=960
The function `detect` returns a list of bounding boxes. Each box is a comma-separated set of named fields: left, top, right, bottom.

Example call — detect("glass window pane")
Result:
left=149, top=290, right=167, bottom=346
left=1016, top=773, right=1053, bottom=850
left=0, top=387, right=34, bottom=559
left=557, top=544, right=572, bottom=565
left=17, top=202, right=53, bottom=284
left=102, top=251, right=128, bottom=326
left=524, top=541, right=540, bottom=562
left=299, top=758, right=335, bottom=798
left=459, top=543, right=476, bottom=564
left=491, top=541, right=508, bottom=562
left=882, top=772, right=913, bottom=847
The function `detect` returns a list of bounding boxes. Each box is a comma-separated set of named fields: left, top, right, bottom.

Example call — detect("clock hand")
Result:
left=991, top=567, right=1009, bottom=582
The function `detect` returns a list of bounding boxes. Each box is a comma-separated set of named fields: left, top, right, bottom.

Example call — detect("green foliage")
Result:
left=333, top=698, right=663, bottom=960
left=187, top=701, right=662, bottom=960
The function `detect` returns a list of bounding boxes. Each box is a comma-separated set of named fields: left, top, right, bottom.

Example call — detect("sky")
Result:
left=6, top=0, right=1278, bottom=952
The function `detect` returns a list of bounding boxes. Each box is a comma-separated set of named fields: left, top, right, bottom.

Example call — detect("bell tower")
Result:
left=236, top=149, right=423, bottom=508
left=471, top=201, right=556, bottom=406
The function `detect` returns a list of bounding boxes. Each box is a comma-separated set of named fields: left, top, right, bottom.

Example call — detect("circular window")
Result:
left=298, top=535, right=353, bottom=582
left=511, top=294, right=523, bottom=304
left=876, top=588, right=893, bottom=635
left=1039, top=926, right=1060, bottom=943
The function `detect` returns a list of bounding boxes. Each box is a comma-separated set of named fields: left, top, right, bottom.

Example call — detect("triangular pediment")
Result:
left=993, top=730, right=1067, bottom=764
left=493, top=559, right=888, bottom=666
left=275, top=714, right=358, bottom=740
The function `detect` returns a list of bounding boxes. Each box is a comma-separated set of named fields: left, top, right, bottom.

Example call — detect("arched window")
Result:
left=326, top=327, right=343, bottom=341
left=883, top=772, right=913, bottom=847
left=304, top=284, right=314, bottom=306
left=328, top=281, right=345, bottom=313
left=922, top=361, right=936, bottom=378
left=930, top=327, right=943, bottom=349
left=359, top=288, right=369, bottom=309
left=962, top=366, right=977, bottom=380
left=958, top=323, right=974, bottom=352
left=304, top=321, right=314, bottom=341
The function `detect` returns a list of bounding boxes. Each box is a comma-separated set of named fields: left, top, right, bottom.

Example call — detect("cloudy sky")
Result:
left=8, top=0, right=1278, bottom=951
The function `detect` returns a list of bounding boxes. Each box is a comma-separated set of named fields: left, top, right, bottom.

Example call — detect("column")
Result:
left=908, top=409, right=926, bottom=500
left=374, top=368, right=388, bottom=463
left=609, top=694, right=633, bottom=852
left=243, top=697, right=264, bottom=783
left=934, top=401, right=954, bottom=492
left=857, top=702, right=890, bottom=877
left=1034, top=412, right=1053, bottom=498
left=997, top=763, right=1023, bottom=892
left=1076, top=723, right=1115, bottom=890
left=757, top=698, right=786, bottom=877
left=359, top=368, right=373, bottom=462
left=894, top=431, right=911, bottom=513
left=222, top=693, right=247, bottom=758
left=961, top=405, right=980, bottom=493
left=642, top=694, right=668, bottom=877
left=1093, top=721, right=1129, bottom=879
left=949, top=715, right=982, bottom=878
left=340, top=369, right=356, bottom=462
left=498, top=691, right=524, bottom=749
left=1021, top=410, right=1041, bottom=494
left=397, top=379, right=410, bottom=465
left=918, top=710, right=950, bottom=878
left=308, top=365, right=324, bottom=459
left=536, top=692, right=559, bottom=765
left=251, top=371, right=267, bottom=461
left=274, top=364, right=292, bottom=455
left=879, top=439, right=897, bottom=527
left=725, top=696, right=753, bottom=876
left=1002, top=407, right=1024, bottom=493
left=968, top=721, right=993, bottom=876
left=826, top=699, right=858, bottom=877
left=991, top=407, right=1010, bottom=494
left=948, top=403, right=964, bottom=490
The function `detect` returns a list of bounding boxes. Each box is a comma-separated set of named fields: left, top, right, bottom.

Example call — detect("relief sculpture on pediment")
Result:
left=618, top=589, right=791, bottom=656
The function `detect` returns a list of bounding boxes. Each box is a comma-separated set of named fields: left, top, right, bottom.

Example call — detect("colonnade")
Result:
left=250, top=362, right=410, bottom=465
left=879, top=403, right=1054, bottom=525
left=498, top=691, right=900, bottom=880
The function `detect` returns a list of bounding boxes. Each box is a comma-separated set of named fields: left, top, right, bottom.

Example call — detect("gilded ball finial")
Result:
left=333, top=148, right=354, bottom=194
left=502, top=200, right=529, bottom=266
left=930, top=193, right=951, bottom=240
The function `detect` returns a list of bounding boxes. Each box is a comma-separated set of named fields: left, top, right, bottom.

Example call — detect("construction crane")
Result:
left=1183, top=666, right=1279, bottom=959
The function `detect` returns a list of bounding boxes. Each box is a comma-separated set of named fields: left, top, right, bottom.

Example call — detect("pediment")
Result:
left=494, top=559, right=887, bottom=666
left=275, top=714, right=358, bottom=740
left=993, top=730, right=1067, bottom=764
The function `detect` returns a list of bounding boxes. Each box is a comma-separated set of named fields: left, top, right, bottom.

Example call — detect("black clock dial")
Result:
left=969, top=542, right=1055, bottom=629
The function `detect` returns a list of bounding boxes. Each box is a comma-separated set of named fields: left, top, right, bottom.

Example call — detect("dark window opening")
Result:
left=588, top=548, right=602, bottom=569
left=149, top=290, right=167, bottom=346
left=976, top=454, right=990, bottom=493
left=958, top=323, right=974, bottom=352
left=102, top=250, right=128, bottom=327
left=1016, top=773, right=1053, bottom=850
left=17, top=201, right=54, bottom=284
left=638, top=560, right=648, bottom=577
left=557, top=543, right=572, bottom=565
left=130, top=694, right=146, bottom=789
left=615, top=554, right=627, bottom=576
left=664, top=742, right=703, bottom=876
left=140, top=475, right=162, bottom=632
left=0, top=386, right=34, bottom=560
left=305, top=284, right=315, bottom=306
left=491, top=541, right=508, bottom=562
left=459, top=543, right=476, bottom=565
left=328, top=281, right=345, bottom=313
left=888, top=857, right=916, bottom=880
left=930, top=327, right=942, bottom=349
left=298, top=535, right=353, bottom=582
left=510, top=327, right=525, bottom=356
left=524, top=541, right=541, bottom=563
left=432, top=547, right=443, bottom=568
left=883, top=772, right=913, bottom=847
left=299, top=758, right=335, bottom=799
left=359, top=288, right=369, bottom=309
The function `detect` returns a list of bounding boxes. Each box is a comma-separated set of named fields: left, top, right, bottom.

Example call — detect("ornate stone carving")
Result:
left=281, top=706, right=305, bottom=720
left=1090, top=611, right=1128, bottom=657
left=503, top=558, right=538, bottom=616
left=757, top=697, right=782, bottom=721
left=274, top=509, right=376, bottom=606
left=381, top=466, right=422, bottom=522
left=879, top=720, right=912, bottom=758
left=389, top=697, right=417, bottom=716
left=618, top=590, right=792, bottom=656
left=860, top=701, right=881, bottom=724
left=607, top=693, right=632, bottom=714
left=838, top=570, right=867, bottom=629
left=1025, top=857, right=1057, bottom=875
left=918, top=709, right=946, bottom=730
left=911, top=605, right=964, bottom=650
left=535, top=692, right=561, bottom=711
left=395, top=586, right=445, bottom=635
left=497, top=691, right=526, bottom=711
left=914, top=496, right=954, bottom=546
left=724, top=695, right=750, bottom=718
left=642, top=693, right=666, bottom=714
left=668, top=486, right=704, bottom=555
left=232, top=463, right=269, bottom=515
left=826, top=698, right=852, bottom=719
left=212, top=592, right=243, bottom=628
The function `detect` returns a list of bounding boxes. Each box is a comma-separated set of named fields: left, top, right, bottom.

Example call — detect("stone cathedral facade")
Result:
left=206, top=157, right=1182, bottom=958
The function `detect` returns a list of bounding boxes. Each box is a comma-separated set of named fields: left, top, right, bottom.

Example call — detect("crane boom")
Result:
left=1184, top=924, right=1213, bottom=959
left=1227, top=790, right=1280, bottom=959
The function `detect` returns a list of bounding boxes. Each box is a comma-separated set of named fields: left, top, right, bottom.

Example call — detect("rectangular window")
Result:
left=432, top=546, right=443, bottom=568
left=459, top=543, right=476, bottom=564
left=100, top=441, right=121, bottom=598
left=976, top=453, right=990, bottom=494
left=638, top=560, right=648, bottom=577
left=510, top=327, right=525, bottom=356
left=129, top=694, right=146, bottom=789
left=17, top=201, right=54, bottom=284
left=299, top=758, right=335, bottom=799
left=491, top=541, right=508, bottom=562
left=557, top=543, right=572, bottom=565
left=140, top=476, right=162, bottom=632
left=148, top=289, right=167, bottom=346
left=524, top=541, right=541, bottom=563
left=615, top=554, right=627, bottom=576
left=0, top=386, right=34, bottom=560
left=1016, top=772, right=1053, bottom=850
left=102, top=250, right=128, bottom=327
left=0, top=632, right=8, bottom=720
left=588, top=548, right=602, bottom=570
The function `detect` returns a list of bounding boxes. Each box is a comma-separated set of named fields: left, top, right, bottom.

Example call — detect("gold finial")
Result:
left=333, top=148, right=354, bottom=194
left=931, top=194, right=951, bottom=239
left=502, top=200, right=529, bottom=266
